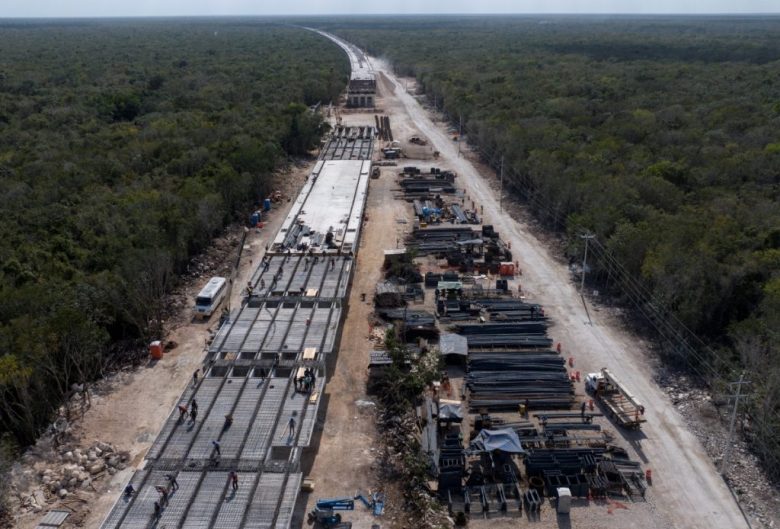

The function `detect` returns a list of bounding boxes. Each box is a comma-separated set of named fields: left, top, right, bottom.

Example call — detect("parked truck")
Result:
left=585, top=368, right=646, bottom=429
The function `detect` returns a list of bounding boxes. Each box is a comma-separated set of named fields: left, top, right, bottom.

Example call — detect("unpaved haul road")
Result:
left=366, top=57, right=748, bottom=529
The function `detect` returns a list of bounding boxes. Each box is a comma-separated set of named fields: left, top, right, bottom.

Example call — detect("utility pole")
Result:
left=499, top=156, right=504, bottom=212
left=458, top=113, right=463, bottom=157
left=579, top=233, right=595, bottom=294
left=721, top=373, right=750, bottom=476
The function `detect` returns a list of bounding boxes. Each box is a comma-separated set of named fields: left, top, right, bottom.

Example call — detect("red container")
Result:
left=149, top=340, right=163, bottom=360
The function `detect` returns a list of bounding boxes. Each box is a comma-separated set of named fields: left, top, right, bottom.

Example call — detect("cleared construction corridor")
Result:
left=99, top=125, right=374, bottom=529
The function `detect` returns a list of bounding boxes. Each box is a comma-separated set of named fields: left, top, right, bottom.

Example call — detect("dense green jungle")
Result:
left=0, top=19, right=348, bottom=467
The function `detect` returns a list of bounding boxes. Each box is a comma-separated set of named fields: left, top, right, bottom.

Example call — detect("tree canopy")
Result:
left=0, top=20, right=348, bottom=447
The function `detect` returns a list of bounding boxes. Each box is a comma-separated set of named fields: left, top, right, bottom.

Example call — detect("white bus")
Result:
left=195, top=277, right=228, bottom=318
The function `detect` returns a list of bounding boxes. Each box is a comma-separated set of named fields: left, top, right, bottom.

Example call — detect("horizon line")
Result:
left=2, top=12, right=780, bottom=20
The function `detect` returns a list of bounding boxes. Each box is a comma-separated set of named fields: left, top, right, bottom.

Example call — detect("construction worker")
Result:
left=156, top=486, right=169, bottom=506
left=165, top=474, right=179, bottom=491
left=287, top=415, right=296, bottom=439
left=229, top=471, right=239, bottom=491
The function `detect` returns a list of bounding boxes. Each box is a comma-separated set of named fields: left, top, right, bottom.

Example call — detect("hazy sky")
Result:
left=1, top=0, right=778, bottom=17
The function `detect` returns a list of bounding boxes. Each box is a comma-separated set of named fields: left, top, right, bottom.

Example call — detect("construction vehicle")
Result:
left=307, top=497, right=354, bottom=528
left=585, top=368, right=646, bottom=429
left=355, top=490, right=385, bottom=516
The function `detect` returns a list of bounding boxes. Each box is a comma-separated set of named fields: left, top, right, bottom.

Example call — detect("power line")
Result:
left=430, top=95, right=780, bottom=473
left=721, top=373, right=751, bottom=476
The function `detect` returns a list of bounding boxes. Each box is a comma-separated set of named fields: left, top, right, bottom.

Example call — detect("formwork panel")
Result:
left=267, top=258, right=298, bottom=295
left=157, top=471, right=201, bottom=527
left=319, top=258, right=347, bottom=297
left=210, top=314, right=238, bottom=354
left=188, top=379, right=243, bottom=459
left=336, top=259, right=353, bottom=298
left=243, top=472, right=285, bottom=529
left=159, top=379, right=222, bottom=460
left=288, top=259, right=310, bottom=293
left=114, top=473, right=161, bottom=529
left=242, top=319, right=271, bottom=353
left=221, top=318, right=253, bottom=353
left=146, top=386, right=197, bottom=460
left=298, top=376, right=326, bottom=447
left=282, top=308, right=314, bottom=352
left=100, top=468, right=150, bottom=529
left=321, top=307, right=342, bottom=354
left=243, top=303, right=276, bottom=354
left=261, top=308, right=294, bottom=351
left=240, top=381, right=288, bottom=460
left=302, top=306, right=330, bottom=351
left=271, top=385, right=308, bottom=447
left=274, top=473, right=303, bottom=529
left=181, top=472, right=228, bottom=529
left=212, top=473, right=257, bottom=529
left=304, top=259, right=329, bottom=295
left=219, top=381, right=266, bottom=459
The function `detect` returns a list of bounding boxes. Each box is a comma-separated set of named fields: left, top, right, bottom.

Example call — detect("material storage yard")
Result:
left=22, top=27, right=771, bottom=529
left=296, top=30, right=754, bottom=529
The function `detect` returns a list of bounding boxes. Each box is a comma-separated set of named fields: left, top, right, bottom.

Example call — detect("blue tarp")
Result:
left=469, top=428, right=525, bottom=454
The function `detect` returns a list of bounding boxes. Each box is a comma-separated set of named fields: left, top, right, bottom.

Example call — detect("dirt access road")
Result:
left=296, top=107, right=412, bottom=528
left=365, top=56, right=749, bottom=529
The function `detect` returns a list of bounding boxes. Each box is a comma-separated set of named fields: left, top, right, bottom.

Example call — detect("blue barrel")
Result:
left=250, top=212, right=260, bottom=227
left=263, top=198, right=271, bottom=211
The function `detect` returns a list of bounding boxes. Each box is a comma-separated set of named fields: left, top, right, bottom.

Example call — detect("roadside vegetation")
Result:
left=373, top=329, right=450, bottom=528
left=317, top=15, right=780, bottom=476
left=0, top=18, right=348, bottom=470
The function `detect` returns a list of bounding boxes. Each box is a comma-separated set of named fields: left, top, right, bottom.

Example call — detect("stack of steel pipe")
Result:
left=450, top=204, right=469, bottom=224
left=524, top=448, right=605, bottom=478
left=408, top=227, right=483, bottom=255
left=455, top=322, right=548, bottom=335
left=468, top=353, right=565, bottom=371
left=399, top=178, right=457, bottom=194
left=467, top=372, right=574, bottom=411
left=465, top=334, right=553, bottom=348
left=411, top=227, right=480, bottom=242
